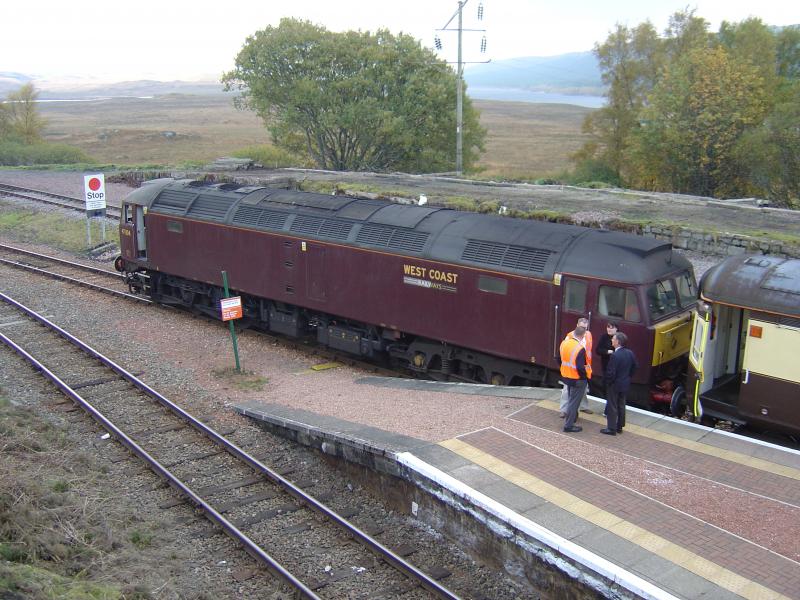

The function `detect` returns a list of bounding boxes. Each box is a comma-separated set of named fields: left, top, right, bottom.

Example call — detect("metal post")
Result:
left=456, top=1, right=464, bottom=176
left=86, top=217, right=92, bottom=247
left=221, top=270, right=242, bottom=372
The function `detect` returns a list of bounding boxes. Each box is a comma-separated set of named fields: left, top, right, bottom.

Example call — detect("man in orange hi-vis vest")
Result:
left=560, top=325, right=592, bottom=432
left=559, top=318, right=593, bottom=417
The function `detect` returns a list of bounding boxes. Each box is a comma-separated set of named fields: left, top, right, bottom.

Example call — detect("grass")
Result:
left=39, top=94, right=269, bottom=166
left=0, top=563, right=122, bottom=600
left=0, top=204, right=119, bottom=253
left=0, top=386, right=185, bottom=599
left=211, top=366, right=268, bottom=391
left=37, top=94, right=590, bottom=177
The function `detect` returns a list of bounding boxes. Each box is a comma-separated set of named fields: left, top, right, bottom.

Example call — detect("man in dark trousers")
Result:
left=601, top=331, right=638, bottom=436
left=559, top=325, right=591, bottom=433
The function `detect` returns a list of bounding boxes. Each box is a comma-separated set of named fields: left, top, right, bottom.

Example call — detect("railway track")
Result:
left=0, top=243, right=145, bottom=303
left=0, top=291, right=463, bottom=599
left=0, top=182, right=122, bottom=220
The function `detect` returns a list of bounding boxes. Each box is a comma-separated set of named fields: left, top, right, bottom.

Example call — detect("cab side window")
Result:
left=598, top=285, right=641, bottom=322
left=124, top=204, right=134, bottom=224
left=564, top=280, right=587, bottom=313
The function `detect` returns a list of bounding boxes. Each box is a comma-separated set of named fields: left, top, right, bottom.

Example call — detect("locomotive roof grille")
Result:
left=462, top=239, right=552, bottom=274
left=356, top=223, right=429, bottom=253
left=290, top=215, right=325, bottom=235
left=186, top=194, right=236, bottom=221
left=152, top=189, right=196, bottom=214
left=319, top=219, right=354, bottom=241
left=231, top=206, right=290, bottom=230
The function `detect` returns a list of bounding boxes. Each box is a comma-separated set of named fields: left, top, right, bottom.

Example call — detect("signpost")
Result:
left=83, top=173, right=107, bottom=245
left=220, top=271, right=242, bottom=372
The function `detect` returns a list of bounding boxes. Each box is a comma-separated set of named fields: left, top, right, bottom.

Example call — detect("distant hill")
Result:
left=35, top=80, right=226, bottom=99
left=0, top=74, right=225, bottom=99
left=464, top=51, right=603, bottom=95
left=2, top=51, right=605, bottom=101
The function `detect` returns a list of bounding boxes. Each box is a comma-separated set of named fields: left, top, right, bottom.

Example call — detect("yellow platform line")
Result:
left=533, top=399, right=800, bottom=482
left=441, top=437, right=791, bottom=600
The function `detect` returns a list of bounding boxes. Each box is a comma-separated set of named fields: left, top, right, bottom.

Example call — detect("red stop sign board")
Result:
left=220, top=296, right=243, bottom=321
left=83, top=173, right=106, bottom=211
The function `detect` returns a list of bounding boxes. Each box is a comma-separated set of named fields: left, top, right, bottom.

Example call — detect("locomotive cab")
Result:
left=685, top=256, right=800, bottom=436
left=557, top=267, right=695, bottom=408
left=119, top=202, right=147, bottom=262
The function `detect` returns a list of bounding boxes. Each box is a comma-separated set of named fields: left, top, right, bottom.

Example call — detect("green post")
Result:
left=221, top=270, right=241, bottom=372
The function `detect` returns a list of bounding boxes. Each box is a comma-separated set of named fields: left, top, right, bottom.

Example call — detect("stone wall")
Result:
left=641, top=225, right=798, bottom=259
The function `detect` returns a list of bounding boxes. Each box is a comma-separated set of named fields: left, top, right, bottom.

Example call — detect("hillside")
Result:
left=465, top=52, right=603, bottom=94
left=2, top=51, right=604, bottom=100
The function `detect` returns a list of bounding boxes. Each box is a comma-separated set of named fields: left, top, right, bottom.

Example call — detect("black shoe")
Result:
left=563, top=425, right=582, bottom=433
left=600, top=428, right=616, bottom=436
left=617, top=429, right=623, bottom=433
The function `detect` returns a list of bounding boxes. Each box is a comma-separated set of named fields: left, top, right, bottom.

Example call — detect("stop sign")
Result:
left=83, top=173, right=106, bottom=212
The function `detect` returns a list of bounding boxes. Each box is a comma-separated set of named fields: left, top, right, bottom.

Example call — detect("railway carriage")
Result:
left=116, top=179, right=697, bottom=407
left=682, top=255, right=800, bottom=436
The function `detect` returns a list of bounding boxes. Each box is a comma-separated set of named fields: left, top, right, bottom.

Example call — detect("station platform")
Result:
left=234, top=377, right=800, bottom=600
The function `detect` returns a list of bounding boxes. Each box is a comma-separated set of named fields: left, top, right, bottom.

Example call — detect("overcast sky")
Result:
left=2, top=0, right=796, bottom=83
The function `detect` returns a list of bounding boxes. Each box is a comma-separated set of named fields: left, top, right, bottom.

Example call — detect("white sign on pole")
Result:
left=83, top=173, right=107, bottom=212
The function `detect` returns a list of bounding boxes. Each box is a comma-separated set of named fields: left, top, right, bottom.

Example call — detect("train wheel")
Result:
left=670, top=385, right=686, bottom=418
left=490, top=373, right=506, bottom=386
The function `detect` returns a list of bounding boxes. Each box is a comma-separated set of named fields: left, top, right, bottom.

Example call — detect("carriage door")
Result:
left=120, top=204, right=137, bottom=260
left=305, top=244, right=327, bottom=303
left=554, top=277, right=589, bottom=358
left=135, top=205, right=147, bottom=259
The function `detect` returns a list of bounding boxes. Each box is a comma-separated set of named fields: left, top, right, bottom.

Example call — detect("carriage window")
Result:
left=478, top=275, right=508, bottom=295
left=598, top=286, right=641, bottom=322
left=166, top=220, right=183, bottom=233
left=675, top=271, right=697, bottom=307
left=647, top=278, right=679, bottom=318
left=564, top=280, right=587, bottom=313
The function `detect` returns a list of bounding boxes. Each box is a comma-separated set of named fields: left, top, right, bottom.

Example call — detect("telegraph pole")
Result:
left=456, top=1, right=464, bottom=175
left=436, top=1, right=489, bottom=176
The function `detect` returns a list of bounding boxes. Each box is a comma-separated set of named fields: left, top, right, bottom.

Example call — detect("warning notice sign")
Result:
left=220, top=296, right=243, bottom=321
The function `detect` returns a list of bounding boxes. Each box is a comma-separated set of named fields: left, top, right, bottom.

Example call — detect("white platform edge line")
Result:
left=397, top=451, right=680, bottom=600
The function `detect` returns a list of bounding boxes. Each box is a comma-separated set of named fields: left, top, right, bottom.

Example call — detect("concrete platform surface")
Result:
left=235, top=377, right=800, bottom=600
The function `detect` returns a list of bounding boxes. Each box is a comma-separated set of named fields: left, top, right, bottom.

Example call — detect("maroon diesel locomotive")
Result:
left=116, top=179, right=697, bottom=406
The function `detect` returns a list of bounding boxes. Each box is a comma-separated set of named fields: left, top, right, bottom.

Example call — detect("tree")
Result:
left=222, top=19, right=485, bottom=173
left=733, top=82, right=800, bottom=206
left=628, top=46, right=768, bottom=197
left=2, top=83, right=46, bottom=144
left=775, top=25, right=800, bottom=80
left=575, top=22, right=661, bottom=180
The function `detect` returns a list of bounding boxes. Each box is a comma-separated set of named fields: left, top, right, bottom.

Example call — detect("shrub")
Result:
left=0, top=141, right=93, bottom=166
left=232, top=144, right=311, bottom=168
left=569, top=158, right=621, bottom=187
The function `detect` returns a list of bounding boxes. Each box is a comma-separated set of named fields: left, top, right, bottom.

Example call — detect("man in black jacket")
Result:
left=601, top=331, right=637, bottom=436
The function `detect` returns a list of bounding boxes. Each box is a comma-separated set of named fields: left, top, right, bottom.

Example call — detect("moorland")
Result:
left=37, top=93, right=593, bottom=179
